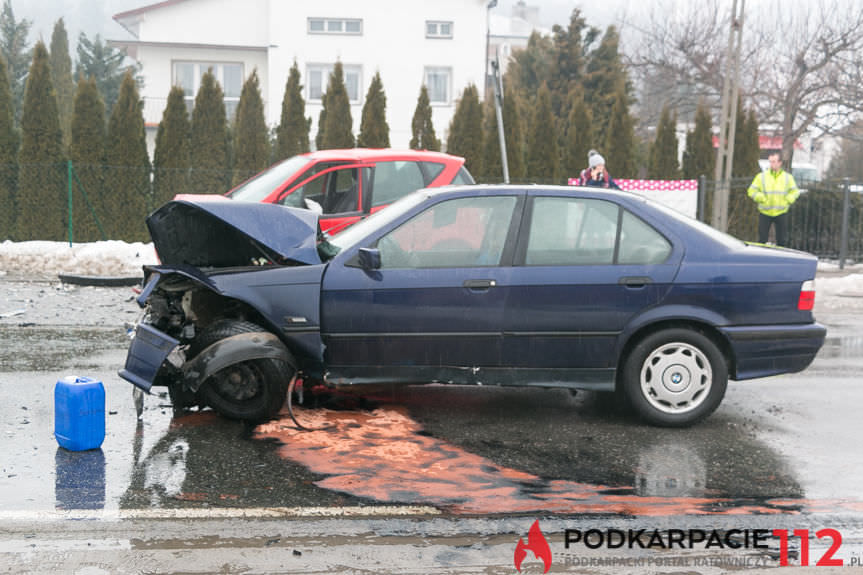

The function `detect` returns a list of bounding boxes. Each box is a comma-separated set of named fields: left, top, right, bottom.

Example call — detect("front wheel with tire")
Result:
left=191, top=320, right=293, bottom=422
left=621, top=328, right=727, bottom=427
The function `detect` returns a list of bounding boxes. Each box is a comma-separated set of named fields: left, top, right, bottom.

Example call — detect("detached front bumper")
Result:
left=118, top=323, right=179, bottom=392
left=720, top=322, right=827, bottom=380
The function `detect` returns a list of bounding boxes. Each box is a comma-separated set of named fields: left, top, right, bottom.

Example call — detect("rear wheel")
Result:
left=190, top=320, right=293, bottom=422
left=622, top=328, right=727, bottom=427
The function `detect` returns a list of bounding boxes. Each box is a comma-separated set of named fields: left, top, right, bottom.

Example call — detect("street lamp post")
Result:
left=485, top=0, right=497, bottom=96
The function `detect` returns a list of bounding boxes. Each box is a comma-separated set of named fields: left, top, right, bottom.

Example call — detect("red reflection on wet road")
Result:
left=255, top=406, right=817, bottom=515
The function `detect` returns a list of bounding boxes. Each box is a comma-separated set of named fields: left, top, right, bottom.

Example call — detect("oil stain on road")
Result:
left=255, top=405, right=857, bottom=516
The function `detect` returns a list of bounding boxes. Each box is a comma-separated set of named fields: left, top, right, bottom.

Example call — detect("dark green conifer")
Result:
left=445, top=84, right=483, bottom=174
left=189, top=69, right=230, bottom=194
left=75, top=33, right=131, bottom=120
left=357, top=71, right=389, bottom=148
left=232, top=69, right=269, bottom=186
left=315, top=106, right=327, bottom=150
left=49, top=18, right=75, bottom=148
left=68, top=77, right=106, bottom=241
left=733, top=100, right=760, bottom=177
left=561, top=89, right=593, bottom=180
left=0, top=0, right=31, bottom=124
left=526, top=83, right=558, bottom=183
left=480, top=96, right=502, bottom=182
left=604, top=79, right=636, bottom=179
left=104, top=70, right=150, bottom=241
left=409, top=85, right=440, bottom=151
left=319, top=62, right=355, bottom=149
left=508, top=31, right=554, bottom=107
left=649, top=105, right=680, bottom=179
left=549, top=9, right=595, bottom=118
left=16, top=41, right=64, bottom=240
left=682, top=100, right=715, bottom=179
left=502, top=80, right=525, bottom=181
left=584, top=25, right=627, bottom=149
left=0, top=53, right=18, bottom=239
left=152, top=85, right=191, bottom=208
left=276, top=62, right=310, bottom=159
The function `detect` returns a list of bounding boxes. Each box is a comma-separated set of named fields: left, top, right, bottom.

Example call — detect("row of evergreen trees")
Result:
left=1, top=6, right=767, bottom=243
left=446, top=12, right=761, bottom=185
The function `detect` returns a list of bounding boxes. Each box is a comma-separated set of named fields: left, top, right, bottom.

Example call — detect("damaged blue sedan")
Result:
left=119, top=185, right=826, bottom=427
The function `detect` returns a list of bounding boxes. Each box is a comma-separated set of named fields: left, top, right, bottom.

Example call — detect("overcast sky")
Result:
left=13, top=0, right=635, bottom=51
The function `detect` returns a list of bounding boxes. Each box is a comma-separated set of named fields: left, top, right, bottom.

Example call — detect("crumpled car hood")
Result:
left=147, top=197, right=322, bottom=267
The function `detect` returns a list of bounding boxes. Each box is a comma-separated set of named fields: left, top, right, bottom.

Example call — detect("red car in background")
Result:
left=226, top=148, right=474, bottom=235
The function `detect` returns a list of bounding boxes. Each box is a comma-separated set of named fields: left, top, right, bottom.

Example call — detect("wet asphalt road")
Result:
left=2, top=277, right=863, bottom=573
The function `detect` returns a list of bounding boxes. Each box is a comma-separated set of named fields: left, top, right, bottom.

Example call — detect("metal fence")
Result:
left=3, top=162, right=862, bottom=264
left=700, top=177, right=863, bottom=263
left=0, top=162, right=259, bottom=244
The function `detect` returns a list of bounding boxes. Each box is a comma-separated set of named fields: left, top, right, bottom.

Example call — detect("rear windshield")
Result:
left=227, top=156, right=311, bottom=202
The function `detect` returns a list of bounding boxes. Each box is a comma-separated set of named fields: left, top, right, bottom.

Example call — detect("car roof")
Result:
left=423, top=183, right=642, bottom=201
left=301, top=148, right=464, bottom=164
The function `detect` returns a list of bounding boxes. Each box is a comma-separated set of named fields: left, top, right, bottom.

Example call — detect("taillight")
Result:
left=798, top=279, right=815, bottom=311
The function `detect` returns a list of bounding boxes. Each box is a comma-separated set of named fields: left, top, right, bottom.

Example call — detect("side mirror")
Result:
left=357, top=247, right=381, bottom=270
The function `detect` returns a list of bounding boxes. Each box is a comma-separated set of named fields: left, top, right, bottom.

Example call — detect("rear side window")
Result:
left=451, top=166, right=475, bottom=185
left=525, top=196, right=671, bottom=266
left=618, top=210, right=671, bottom=264
left=420, top=161, right=445, bottom=183
left=371, top=161, right=425, bottom=207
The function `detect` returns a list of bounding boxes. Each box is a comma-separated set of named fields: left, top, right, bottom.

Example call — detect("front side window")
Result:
left=172, top=61, right=244, bottom=119
left=424, top=67, right=451, bottom=104
left=307, top=64, right=362, bottom=103
left=526, top=197, right=619, bottom=265
left=281, top=167, right=360, bottom=214
left=377, top=196, right=517, bottom=268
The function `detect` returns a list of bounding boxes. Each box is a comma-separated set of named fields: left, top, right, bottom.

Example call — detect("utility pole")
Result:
left=491, top=56, right=510, bottom=183
left=712, top=0, right=745, bottom=232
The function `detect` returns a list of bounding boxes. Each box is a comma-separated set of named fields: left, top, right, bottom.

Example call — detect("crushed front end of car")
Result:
left=118, top=198, right=328, bottom=421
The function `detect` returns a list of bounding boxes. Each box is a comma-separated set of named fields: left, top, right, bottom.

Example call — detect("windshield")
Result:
left=324, top=190, right=431, bottom=256
left=793, top=167, right=818, bottom=184
left=227, top=156, right=311, bottom=202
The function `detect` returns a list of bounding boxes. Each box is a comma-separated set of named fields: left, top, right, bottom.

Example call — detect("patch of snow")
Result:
left=0, top=240, right=157, bottom=277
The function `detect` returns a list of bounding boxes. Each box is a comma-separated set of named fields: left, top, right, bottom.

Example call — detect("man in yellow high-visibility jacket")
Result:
left=747, top=151, right=799, bottom=246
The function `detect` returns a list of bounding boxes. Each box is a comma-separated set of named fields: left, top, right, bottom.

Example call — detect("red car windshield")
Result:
left=227, top=156, right=312, bottom=202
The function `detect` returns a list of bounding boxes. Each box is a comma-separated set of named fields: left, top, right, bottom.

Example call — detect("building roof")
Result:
left=115, top=0, right=190, bottom=21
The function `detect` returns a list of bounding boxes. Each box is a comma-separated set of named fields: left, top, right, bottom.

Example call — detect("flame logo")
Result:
left=514, top=520, right=552, bottom=573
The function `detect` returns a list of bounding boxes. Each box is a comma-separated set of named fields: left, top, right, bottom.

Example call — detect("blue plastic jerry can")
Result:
left=54, top=376, right=105, bottom=451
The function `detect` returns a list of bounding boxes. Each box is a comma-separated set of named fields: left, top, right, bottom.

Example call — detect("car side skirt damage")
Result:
left=324, top=366, right=616, bottom=391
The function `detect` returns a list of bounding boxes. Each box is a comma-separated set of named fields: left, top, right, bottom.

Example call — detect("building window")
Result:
left=426, top=21, right=453, bottom=39
left=172, top=61, right=244, bottom=119
left=424, top=67, right=451, bottom=104
left=308, top=18, right=363, bottom=35
left=307, top=64, right=362, bottom=103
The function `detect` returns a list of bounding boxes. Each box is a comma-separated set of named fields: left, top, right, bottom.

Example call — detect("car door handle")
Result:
left=619, top=276, right=653, bottom=288
left=463, top=279, right=496, bottom=290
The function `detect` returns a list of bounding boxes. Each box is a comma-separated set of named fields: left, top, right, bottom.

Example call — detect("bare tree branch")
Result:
left=626, top=0, right=863, bottom=164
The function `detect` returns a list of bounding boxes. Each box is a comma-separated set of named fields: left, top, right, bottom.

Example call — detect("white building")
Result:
left=110, top=0, right=490, bottom=153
